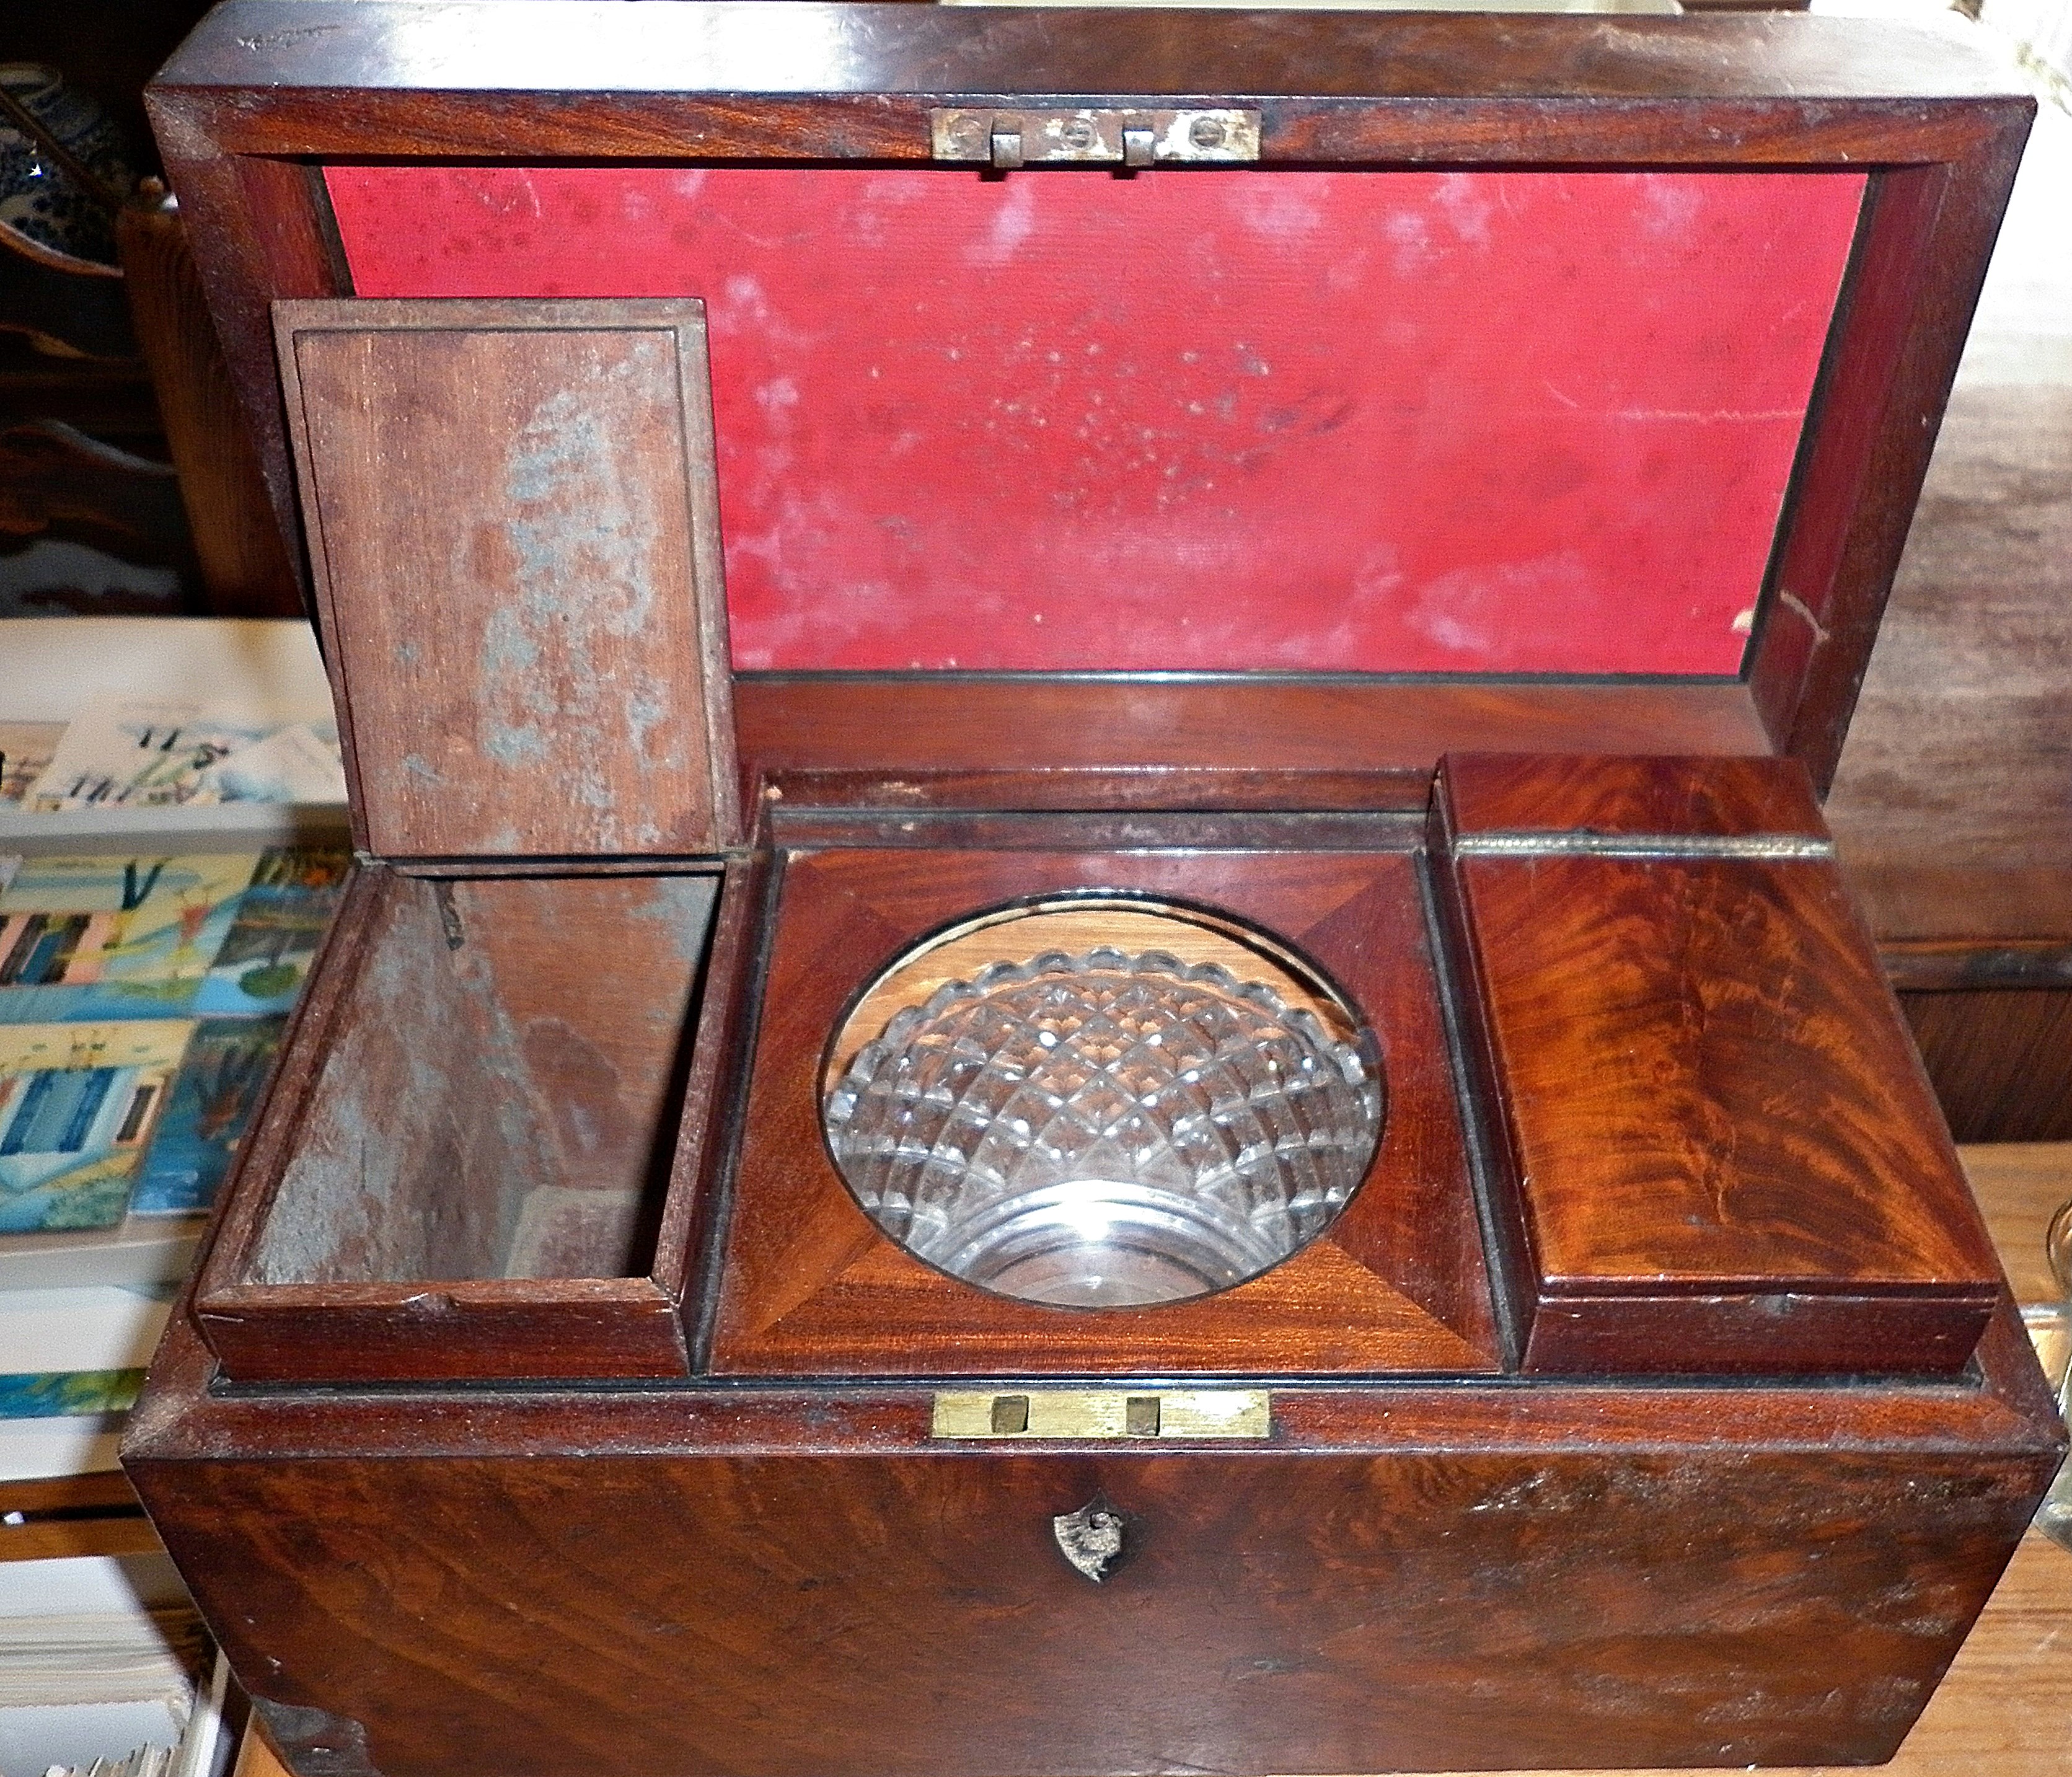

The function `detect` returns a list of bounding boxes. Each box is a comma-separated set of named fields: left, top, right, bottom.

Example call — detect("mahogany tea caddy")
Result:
left=125, top=6, right=2065, bottom=1773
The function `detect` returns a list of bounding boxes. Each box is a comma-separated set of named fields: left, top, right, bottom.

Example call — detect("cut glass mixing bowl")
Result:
left=824, top=942, right=1383, bottom=1308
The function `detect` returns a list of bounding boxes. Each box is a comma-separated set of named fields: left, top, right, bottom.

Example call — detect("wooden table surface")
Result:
left=196, top=1142, right=2065, bottom=1777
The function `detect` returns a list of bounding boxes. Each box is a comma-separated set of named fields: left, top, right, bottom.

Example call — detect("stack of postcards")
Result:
left=0, top=619, right=349, bottom=1486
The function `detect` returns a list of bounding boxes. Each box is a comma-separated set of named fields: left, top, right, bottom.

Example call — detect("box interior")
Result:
left=246, top=870, right=718, bottom=1286
left=324, top=164, right=1866, bottom=678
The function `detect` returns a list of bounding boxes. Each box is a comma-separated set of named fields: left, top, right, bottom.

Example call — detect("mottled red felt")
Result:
left=325, top=166, right=1864, bottom=676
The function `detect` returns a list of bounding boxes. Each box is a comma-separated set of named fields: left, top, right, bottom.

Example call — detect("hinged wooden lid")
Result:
left=155, top=6, right=2037, bottom=806
left=276, top=298, right=740, bottom=858
left=1429, top=752, right=2003, bottom=1377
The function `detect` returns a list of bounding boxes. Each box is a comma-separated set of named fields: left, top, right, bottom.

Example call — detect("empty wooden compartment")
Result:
left=253, top=870, right=718, bottom=1289
left=184, top=295, right=751, bottom=1385
left=191, top=860, right=754, bottom=1382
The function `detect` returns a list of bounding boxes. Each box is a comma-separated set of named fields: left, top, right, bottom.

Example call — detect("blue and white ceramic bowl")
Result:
left=0, top=63, right=133, bottom=265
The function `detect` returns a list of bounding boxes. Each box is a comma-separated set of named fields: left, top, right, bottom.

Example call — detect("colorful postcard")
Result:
left=0, top=1022, right=195, bottom=1233
left=0, top=1367, right=145, bottom=1419
left=25, top=694, right=345, bottom=811
left=193, top=847, right=351, bottom=1015
left=0, top=853, right=261, bottom=1024
left=129, top=1015, right=287, bottom=1217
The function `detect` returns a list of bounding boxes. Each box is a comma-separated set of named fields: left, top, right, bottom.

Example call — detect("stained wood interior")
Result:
left=275, top=301, right=737, bottom=858
left=247, top=870, right=718, bottom=1285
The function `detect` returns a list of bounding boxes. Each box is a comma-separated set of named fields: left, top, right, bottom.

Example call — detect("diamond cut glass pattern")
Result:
left=824, top=945, right=1385, bottom=1307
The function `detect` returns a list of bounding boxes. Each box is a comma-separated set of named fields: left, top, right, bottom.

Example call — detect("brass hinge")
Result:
left=931, top=108, right=1261, bottom=169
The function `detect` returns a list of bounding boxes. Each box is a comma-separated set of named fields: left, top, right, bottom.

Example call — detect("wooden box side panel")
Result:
left=732, top=679, right=1780, bottom=799
left=1440, top=751, right=1828, bottom=839
left=275, top=298, right=739, bottom=857
left=133, top=1441, right=2045, bottom=1777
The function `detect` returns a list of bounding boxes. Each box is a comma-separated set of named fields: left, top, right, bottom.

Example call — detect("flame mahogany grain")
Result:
left=1432, top=753, right=2001, bottom=1375
left=125, top=1304, right=2064, bottom=1777
left=1439, top=751, right=1830, bottom=839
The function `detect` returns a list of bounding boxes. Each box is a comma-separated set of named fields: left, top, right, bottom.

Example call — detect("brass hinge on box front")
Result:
left=932, top=1389, right=1271, bottom=1439
left=931, top=108, right=1261, bottom=169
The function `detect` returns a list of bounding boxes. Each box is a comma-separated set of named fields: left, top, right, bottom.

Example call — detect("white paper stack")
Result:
left=0, top=619, right=348, bottom=847
left=0, top=1556, right=203, bottom=1777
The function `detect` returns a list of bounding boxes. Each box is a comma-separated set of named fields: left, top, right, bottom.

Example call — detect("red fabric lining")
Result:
left=327, top=165, right=1864, bottom=675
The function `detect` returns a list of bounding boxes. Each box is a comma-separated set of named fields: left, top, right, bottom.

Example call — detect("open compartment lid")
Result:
left=275, top=298, right=741, bottom=858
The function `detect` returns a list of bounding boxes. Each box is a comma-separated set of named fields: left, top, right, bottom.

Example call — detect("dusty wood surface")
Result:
left=249, top=870, right=717, bottom=1287
left=275, top=299, right=738, bottom=857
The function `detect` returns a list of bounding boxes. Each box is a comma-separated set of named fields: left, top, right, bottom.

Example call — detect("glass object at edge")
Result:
left=2037, top=1198, right=2072, bottom=1555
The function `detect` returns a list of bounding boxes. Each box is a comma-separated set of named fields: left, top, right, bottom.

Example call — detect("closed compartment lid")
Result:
left=1431, top=752, right=2004, bottom=1377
